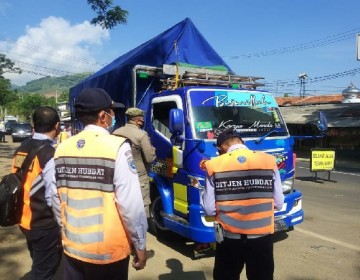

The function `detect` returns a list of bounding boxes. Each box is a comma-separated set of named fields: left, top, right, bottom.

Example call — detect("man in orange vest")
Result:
left=201, top=129, right=284, bottom=280
left=12, top=106, right=62, bottom=279
left=55, top=88, right=148, bottom=280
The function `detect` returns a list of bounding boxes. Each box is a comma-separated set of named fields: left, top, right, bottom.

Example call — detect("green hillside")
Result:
left=15, top=72, right=92, bottom=94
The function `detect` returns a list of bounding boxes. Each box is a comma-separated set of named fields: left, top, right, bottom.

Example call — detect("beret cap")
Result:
left=125, top=107, right=145, bottom=117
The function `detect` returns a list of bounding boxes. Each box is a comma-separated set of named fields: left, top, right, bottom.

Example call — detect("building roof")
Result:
left=279, top=103, right=360, bottom=128
left=276, top=94, right=343, bottom=106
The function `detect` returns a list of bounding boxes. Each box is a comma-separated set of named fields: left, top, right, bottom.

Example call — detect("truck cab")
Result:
left=138, top=65, right=303, bottom=243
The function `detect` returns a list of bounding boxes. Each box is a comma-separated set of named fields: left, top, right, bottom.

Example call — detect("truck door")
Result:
left=150, top=96, right=188, bottom=218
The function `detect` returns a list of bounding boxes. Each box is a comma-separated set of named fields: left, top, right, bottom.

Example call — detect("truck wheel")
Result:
left=149, top=196, right=168, bottom=236
left=149, top=196, right=176, bottom=240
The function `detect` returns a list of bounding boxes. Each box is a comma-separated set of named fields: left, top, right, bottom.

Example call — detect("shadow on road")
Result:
left=295, top=176, right=325, bottom=183
left=273, top=231, right=290, bottom=243
left=158, top=258, right=206, bottom=280
left=152, top=233, right=215, bottom=260
left=153, top=230, right=290, bottom=259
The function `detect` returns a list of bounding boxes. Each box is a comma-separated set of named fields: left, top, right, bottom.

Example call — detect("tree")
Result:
left=0, top=53, right=22, bottom=106
left=88, top=0, right=128, bottom=29
left=0, top=77, right=12, bottom=106
left=0, top=53, right=22, bottom=76
left=58, top=89, right=69, bottom=102
left=17, top=94, right=55, bottom=121
left=0, top=54, right=21, bottom=108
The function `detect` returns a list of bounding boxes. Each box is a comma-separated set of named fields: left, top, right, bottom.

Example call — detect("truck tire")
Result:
left=149, top=196, right=169, bottom=237
left=149, top=196, right=177, bottom=240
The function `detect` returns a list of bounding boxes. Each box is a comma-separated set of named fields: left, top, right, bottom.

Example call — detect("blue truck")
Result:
left=131, top=64, right=304, bottom=243
left=69, top=18, right=327, bottom=254
left=71, top=63, right=310, bottom=243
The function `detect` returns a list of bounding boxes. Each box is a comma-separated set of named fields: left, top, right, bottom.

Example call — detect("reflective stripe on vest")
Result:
left=65, top=210, right=103, bottom=228
left=54, top=130, right=131, bottom=264
left=64, top=245, right=111, bottom=261
left=57, top=179, right=114, bottom=192
left=29, top=175, right=44, bottom=197
left=60, top=193, right=103, bottom=209
left=205, top=148, right=277, bottom=235
left=64, top=227, right=104, bottom=243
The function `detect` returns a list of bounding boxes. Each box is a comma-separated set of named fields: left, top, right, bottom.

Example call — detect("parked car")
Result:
left=5, top=120, right=18, bottom=135
left=11, top=122, right=33, bottom=143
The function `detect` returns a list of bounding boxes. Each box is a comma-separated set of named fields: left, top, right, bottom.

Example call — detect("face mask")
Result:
left=104, top=111, right=116, bottom=132
left=60, top=125, right=65, bottom=130
left=107, top=115, right=116, bottom=132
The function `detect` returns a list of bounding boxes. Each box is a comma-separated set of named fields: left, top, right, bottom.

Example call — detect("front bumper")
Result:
left=274, top=189, right=303, bottom=232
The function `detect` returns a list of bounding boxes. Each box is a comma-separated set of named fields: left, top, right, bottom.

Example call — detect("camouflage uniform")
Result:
left=113, top=108, right=156, bottom=217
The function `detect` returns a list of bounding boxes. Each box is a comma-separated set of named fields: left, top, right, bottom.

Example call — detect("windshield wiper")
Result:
left=255, top=128, right=283, bottom=144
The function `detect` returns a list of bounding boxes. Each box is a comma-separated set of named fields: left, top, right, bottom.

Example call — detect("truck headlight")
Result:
left=282, top=177, right=294, bottom=194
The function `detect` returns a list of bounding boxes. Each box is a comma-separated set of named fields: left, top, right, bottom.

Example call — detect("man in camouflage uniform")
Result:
left=113, top=107, right=156, bottom=218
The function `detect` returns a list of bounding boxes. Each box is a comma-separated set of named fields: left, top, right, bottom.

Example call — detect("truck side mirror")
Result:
left=169, top=109, right=184, bottom=145
left=317, top=111, right=328, bottom=135
left=169, top=109, right=184, bottom=134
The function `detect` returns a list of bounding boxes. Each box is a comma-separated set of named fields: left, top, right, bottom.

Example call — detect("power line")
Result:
left=224, top=27, right=360, bottom=59
left=1, top=28, right=360, bottom=86
left=265, top=67, right=360, bottom=88
left=263, top=67, right=360, bottom=96
left=11, top=59, right=76, bottom=77
left=0, top=48, right=95, bottom=74
left=0, top=35, right=109, bottom=67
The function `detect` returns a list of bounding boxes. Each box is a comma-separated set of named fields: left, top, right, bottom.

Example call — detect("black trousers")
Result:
left=64, top=254, right=130, bottom=280
left=20, top=226, right=62, bottom=280
left=213, top=234, right=274, bottom=280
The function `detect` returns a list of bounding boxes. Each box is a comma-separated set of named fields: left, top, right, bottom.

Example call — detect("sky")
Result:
left=0, top=0, right=360, bottom=97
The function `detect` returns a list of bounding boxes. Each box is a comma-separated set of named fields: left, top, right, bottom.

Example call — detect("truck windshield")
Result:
left=188, top=89, right=288, bottom=140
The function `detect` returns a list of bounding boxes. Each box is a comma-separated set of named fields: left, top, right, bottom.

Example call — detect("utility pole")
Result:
left=298, top=73, right=308, bottom=98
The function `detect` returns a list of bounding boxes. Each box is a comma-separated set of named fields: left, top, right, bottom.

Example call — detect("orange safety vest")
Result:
left=205, top=148, right=277, bottom=235
left=54, top=130, right=131, bottom=264
left=12, top=139, right=57, bottom=230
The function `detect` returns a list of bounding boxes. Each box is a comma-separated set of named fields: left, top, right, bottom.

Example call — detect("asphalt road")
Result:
left=0, top=136, right=359, bottom=279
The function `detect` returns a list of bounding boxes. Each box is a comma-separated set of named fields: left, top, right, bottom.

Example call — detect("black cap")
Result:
left=216, top=129, right=242, bottom=147
left=75, top=88, right=125, bottom=111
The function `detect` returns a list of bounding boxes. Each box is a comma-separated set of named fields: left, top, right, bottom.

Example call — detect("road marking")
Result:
left=295, top=227, right=360, bottom=252
left=332, top=170, right=360, bottom=177
left=297, top=166, right=360, bottom=177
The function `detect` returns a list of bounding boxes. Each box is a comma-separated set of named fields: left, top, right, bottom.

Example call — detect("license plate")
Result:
left=274, top=219, right=288, bottom=232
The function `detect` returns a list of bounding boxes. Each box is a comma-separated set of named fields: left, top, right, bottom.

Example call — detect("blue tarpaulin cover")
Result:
left=69, top=18, right=233, bottom=112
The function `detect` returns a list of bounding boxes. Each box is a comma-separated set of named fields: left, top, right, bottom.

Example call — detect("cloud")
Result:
left=3, top=16, right=109, bottom=86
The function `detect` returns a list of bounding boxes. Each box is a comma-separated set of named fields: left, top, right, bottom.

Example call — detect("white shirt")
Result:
left=81, top=125, right=147, bottom=250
